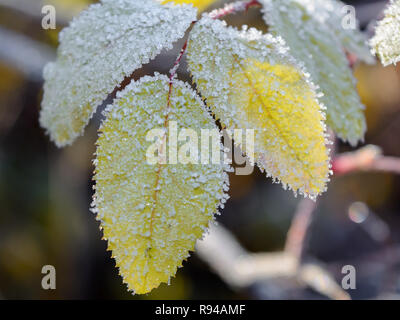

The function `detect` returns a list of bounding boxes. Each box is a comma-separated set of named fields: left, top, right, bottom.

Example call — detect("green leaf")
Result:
left=40, top=0, right=196, bottom=147
left=300, top=0, right=374, bottom=64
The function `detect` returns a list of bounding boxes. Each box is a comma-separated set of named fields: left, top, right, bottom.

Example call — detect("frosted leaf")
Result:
left=40, top=0, right=196, bottom=147
left=187, top=17, right=330, bottom=198
left=260, top=0, right=366, bottom=146
left=93, top=74, right=230, bottom=294
left=299, top=0, right=374, bottom=64
left=370, top=0, right=400, bottom=66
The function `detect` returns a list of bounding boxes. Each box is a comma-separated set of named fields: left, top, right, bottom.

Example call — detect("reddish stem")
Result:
left=168, top=0, right=261, bottom=82
left=285, top=198, right=317, bottom=261
left=210, top=0, right=261, bottom=19
left=333, top=155, right=400, bottom=176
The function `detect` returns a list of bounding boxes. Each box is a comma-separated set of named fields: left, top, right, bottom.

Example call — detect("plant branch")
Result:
left=284, top=198, right=318, bottom=262
left=168, top=0, right=261, bottom=81
left=209, top=0, right=261, bottom=19
left=332, top=145, right=400, bottom=176
left=196, top=223, right=350, bottom=300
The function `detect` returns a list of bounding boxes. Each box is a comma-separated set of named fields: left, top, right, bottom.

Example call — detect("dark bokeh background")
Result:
left=0, top=0, right=399, bottom=299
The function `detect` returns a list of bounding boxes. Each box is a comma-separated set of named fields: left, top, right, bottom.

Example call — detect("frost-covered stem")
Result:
left=168, top=0, right=261, bottom=81
left=284, top=198, right=318, bottom=262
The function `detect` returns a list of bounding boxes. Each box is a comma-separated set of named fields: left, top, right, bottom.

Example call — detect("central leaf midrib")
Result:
left=232, top=55, right=315, bottom=182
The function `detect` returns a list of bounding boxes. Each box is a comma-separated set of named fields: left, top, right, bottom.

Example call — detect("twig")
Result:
left=332, top=145, right=400, bottom=176
left=299, top=263, right=350, bottom=300
left=196, top=223, right=350, bottom=299
left=196, top=223, right=298, bottom=288
left=168, top=0, right=261, bottom=81
left=284, top=145, right=400, bottom=265
left=366, top=157, right=400, bottom=174
left=209, top=0, right=261, bottom=19
left=284, top=198, right=318, bottom=262
left=169, top=41, right=188, bottom=82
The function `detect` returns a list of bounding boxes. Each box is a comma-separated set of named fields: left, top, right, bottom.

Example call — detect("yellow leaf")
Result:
left=93, top=75, right=230, bottom=294
left=45, top=0, right=93, bottom=18
left=187, top=17, right=330, bottom=198
left=161, top=0, right=216, bottom=11
left=260, top=0, right=367, bottom=146
left=370, top=0, right=400, bottom=66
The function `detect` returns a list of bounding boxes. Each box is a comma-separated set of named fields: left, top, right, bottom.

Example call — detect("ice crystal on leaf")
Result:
left=299, top=0, right=374, bottom=64
left=260, top=0, right=366, bottom=146
left=40, top=0, right=196, bottom=147
left=161, top=0, right=216, bottom=11
left=92, top=75, right=230, bottom=294
left=370, top=0, right=400, bottom=66
left=187, top=17, right=330, bottom=198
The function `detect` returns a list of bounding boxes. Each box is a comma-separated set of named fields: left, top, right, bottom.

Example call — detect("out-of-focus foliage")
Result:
left=370, top=0, right=400, bottom=66
left=45, top=0, right=93, bottom=17
left=301, top=0, right=374, bottom=64
left=355, top=63, right=400, bottom=133
left=161, top=0, right=217, bottom=11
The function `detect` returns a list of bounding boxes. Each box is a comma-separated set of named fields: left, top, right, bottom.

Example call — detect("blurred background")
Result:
left=0, top=0, right=399, bottom=300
